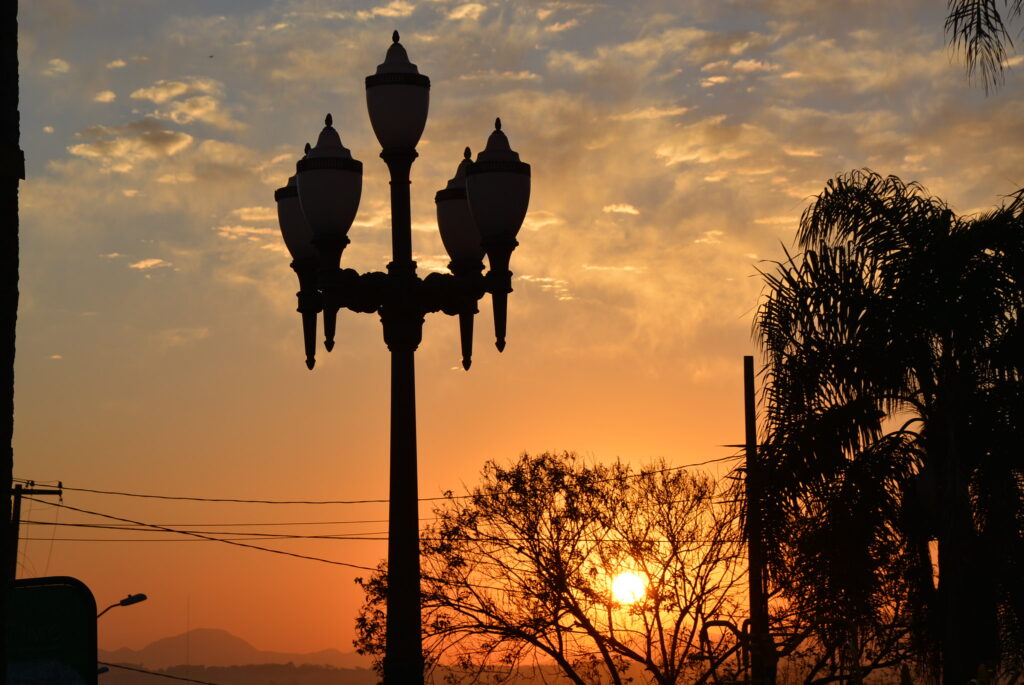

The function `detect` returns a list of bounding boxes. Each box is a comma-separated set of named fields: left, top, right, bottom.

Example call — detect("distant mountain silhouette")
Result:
left=98, top=628, right=370, bottom=669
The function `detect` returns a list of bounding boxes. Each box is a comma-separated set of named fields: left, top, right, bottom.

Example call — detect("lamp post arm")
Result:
left=96, top=603, right=117, bottom=619
left=320, top=268, right=387, bottom=315
left=419, top=271, right=484, bottom=316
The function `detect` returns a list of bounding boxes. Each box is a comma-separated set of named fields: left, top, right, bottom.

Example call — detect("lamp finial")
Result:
left=325, top=113, right=333, bottom=127
left=393, top=30, right=400, bottom=43
left=494, top=117, right=501, bottom=131
left=464, top=146, right=471, bottom=159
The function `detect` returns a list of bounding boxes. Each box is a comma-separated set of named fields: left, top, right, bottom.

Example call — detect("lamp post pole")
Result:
left=275, top=34, right=530, bottom=685
left=381, top=148, right=425, bottom=682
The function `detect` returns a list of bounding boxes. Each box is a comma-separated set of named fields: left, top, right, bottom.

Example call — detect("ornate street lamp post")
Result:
left=274, top=33, right=530, bottom=684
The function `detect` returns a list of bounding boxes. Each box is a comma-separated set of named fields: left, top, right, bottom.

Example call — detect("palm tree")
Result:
left=756, top=170, right=1023, bottom=685
left=946, top=0, right=1023, bottom=91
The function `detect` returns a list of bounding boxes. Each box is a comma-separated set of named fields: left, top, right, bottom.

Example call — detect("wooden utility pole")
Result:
left=8, top=483, right=62, bottom=580
left=744, top=355, right=776, bottom=685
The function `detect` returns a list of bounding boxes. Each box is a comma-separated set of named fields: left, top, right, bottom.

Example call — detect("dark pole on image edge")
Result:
left=1, top=1, right=23, bottom=677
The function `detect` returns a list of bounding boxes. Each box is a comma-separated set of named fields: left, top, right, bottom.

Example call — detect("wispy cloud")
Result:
left=694, top=230, right=725, bottom=245
left=93, top=91, right=116, bottom=103
left=153, top=95, right=246, bottom=131
left=611, top=106, right=689, bottom=121
left=231, top=206, right=277, bottom=222
left=700, top=75, right=729, bottom=87
left=131, top=77, right=221, bottom=104
left=43, top=58, right=70, bottom=76
left=459, top=70, right=540, bottom=81
left=68, top=119, right=193, bottom=171
left=547, top=19, right=578, bottom=32
left=602, top=204, right=640, bottom=215
left=732, top=59, right=777, bottom=73
left=754, top=216, right=798, bottom=226
left=129, top=258, right=173, bottom=270
left=519, top=274, right=573, bottom=301
left=214, top=225, right=277, bottom=239
left=782, top=146, right=822, bottom=157
left=448, top=3, right=486, bottom=20
left=355, top=1, right=415, bottom=20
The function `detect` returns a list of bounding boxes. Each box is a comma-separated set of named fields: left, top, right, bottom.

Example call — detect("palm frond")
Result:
left=945, top=0, right=1018, bottom=91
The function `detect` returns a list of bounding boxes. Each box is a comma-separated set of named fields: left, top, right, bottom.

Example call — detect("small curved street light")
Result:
left=96, top=593, right=147, bottom=619
left=274, top=32, right=530, bottom=685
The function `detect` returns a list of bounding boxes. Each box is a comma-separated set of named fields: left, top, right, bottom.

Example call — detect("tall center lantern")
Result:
left=274, top=33, right=531, bottom=685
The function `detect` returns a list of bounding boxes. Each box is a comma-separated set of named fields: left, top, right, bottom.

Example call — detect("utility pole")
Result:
left=1, top=1, right=23, bottom=676
left=744, top=355, right=776, bottom=685
left=8, top=483, right=62, bottom=580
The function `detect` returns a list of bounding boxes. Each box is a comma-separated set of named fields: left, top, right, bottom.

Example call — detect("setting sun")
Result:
left=611, top=572, right=647, bottom=604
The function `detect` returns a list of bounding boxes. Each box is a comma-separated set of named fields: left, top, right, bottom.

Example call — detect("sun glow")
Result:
left=611, top=572, right=646, bottom=604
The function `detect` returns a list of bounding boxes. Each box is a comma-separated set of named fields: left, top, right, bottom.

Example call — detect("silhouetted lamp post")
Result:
left=274, top=32, right=530, bottom=685
left=96, top=592, right=147, bottom=619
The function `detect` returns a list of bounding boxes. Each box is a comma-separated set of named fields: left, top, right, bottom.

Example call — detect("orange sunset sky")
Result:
left=13, top=0, right=1022, bottom=655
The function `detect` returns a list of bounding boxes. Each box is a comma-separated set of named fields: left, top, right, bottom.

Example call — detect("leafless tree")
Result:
left=355, top=452, right=747, bottom=685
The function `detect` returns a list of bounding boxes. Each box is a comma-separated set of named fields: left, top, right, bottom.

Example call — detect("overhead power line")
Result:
left=22, top=497, right=376, bottom=572
left=20, top=518, right=745, bottom=544
left=21, top=517, right=428, bottom=527
left=20, top=519, right=388, bottom=538
left=20, top=534, right=746, bottom=544
left=19, top=536, right=391, bottom=542
left=99, top=662, right=222, bottom=685
left=12, top=455, right=741, bottom=505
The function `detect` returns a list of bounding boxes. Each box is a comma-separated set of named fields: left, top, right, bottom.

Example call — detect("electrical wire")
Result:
left=12, top=455, right=741, bottom=506
left=19, top=503, right=747, bottom=605
left=22, top=497, right=376, bottom=572
left=20, top=520, right=389, bottom=538
left=98, top=662, right=222, bottom=685
left=22, top=517, right=430, bottom=527
left=19, top=517, right=746, bottom=544
left=19, top=536, right=391, bottom=542
left=20, top=535, right=746, bottom=544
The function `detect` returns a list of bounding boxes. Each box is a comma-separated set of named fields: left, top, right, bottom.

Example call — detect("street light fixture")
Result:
left=274, top=32, right=530, bottom=685
left=96, top=593, right=147, bottom=619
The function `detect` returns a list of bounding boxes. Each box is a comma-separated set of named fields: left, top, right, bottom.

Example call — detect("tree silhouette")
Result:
left=756, top=170, right=1023, bottom=685
left=946, top=0, right=1023, bottom=90
left=355, top=452, right=747, bottom=685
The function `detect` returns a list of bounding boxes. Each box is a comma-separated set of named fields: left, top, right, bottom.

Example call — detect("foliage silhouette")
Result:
left=946, top=0, right=1023, bottom=91
left=756, top=170, right=1023, bottom=685
left=355, top=452, right=747, bottom=684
